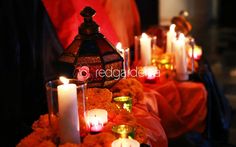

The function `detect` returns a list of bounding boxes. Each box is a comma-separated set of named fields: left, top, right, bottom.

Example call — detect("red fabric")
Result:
left=133, top=104, right=168, bottom=147
left=42, top=0, right=119, bottom=49
left=143, top=80, right=207, bottom=138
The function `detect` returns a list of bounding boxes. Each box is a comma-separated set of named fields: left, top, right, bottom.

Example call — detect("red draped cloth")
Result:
left=42, top=0, right=119, bottom=49
left=133, top=104, right=168, bottom=147
left=42, top=0, right=140, bottom=49
left=142, top=80, right=207, bottom=138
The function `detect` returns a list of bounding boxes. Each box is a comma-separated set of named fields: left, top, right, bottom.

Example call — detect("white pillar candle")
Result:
left=140, top=33, right=152, bottom=66
left=173, top=33, right=189, bottom=81
left=166, top=24, right=176, bottom=53
left=57, top=77, right=80, bottom=144
left=116, top=42, right=130, bottom=78
left=86, top=109, right=108, bottom=132
left=111, top=138, right=140, bottom=147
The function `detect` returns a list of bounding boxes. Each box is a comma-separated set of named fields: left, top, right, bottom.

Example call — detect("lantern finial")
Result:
left=79, top=6, right=99, bottom=36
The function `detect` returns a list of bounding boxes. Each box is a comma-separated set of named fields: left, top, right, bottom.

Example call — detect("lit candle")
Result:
left=166, top=24, right=176, bottom=53
left=86, top=116, right=104, bottom=132
left=86, top=109, right=108, bottom=132
left=140, top=33, right=152, bottom=66
left=143, top=66, right=159, bottom=80
left=57, top=76, right=80, bottom=144
left=111, top=138, right=140, bottom=147
left=173, top=33, right=189, bottom=81
left=142, top=65, right=160, bottom=83
left=116, top=42, right=124, bottom=58
left=116, top=42, right=130, bottom=78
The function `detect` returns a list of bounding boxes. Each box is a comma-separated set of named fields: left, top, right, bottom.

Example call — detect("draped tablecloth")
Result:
left=16, top=79, right=207, bottom=147
left=141, top=80, right=207, bottom=138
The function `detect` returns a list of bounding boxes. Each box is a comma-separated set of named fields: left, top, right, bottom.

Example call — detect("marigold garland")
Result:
left=17, top=78, right=148, bottom=147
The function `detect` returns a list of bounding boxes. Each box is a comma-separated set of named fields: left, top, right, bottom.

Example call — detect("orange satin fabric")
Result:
left=142, top=80, right=207, bottom=138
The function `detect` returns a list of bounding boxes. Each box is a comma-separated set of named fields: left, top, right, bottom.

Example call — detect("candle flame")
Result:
left=141, top=32, right=148, bottom=38
left=59, top=76, right=69, bottom=84
left=116, top=42, right=123, bottom=52
left=188, top=45, right=202, bottom=60
left=178, top=33, right=185, bottom=41
left=170, top=24, right=176, bottom=32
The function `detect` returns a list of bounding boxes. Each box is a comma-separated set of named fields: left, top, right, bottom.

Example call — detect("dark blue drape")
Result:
left=0, top=0, right=63, bottom=146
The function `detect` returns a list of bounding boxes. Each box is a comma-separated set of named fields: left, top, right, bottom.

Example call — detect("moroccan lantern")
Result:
left=58, top=7, right=123, bottom=88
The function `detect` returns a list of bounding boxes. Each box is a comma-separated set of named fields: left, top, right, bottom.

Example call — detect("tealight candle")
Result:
left=86, top=109, right=108, bottom=132
left=57, top=76, right=80, bottom=144
left=111, top=138, right=140, bottom=147
left=142, top=65, right=160, bottom=83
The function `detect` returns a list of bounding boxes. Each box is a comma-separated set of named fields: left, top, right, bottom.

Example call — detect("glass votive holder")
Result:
left=113, top=96, right=132, bottom=112
left=134, top=33, right=157, bottom=66
left=112, top=124, right=135, bottom=138
left=45, top=77, right=87, bottom=143
left=155, top=53, right=175, bottom=71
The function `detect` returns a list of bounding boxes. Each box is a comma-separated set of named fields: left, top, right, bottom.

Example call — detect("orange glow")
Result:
left=188, top=45, right=202, bottom=60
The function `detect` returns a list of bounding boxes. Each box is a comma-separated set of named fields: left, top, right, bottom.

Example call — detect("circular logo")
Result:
left=75, top=66, right=90, bottom=82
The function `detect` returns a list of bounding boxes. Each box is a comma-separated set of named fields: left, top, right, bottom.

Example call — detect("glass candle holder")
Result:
left=45, top=77, right=87, bottom=143
left=112, top=124, right=135, bottom=138
left=155, top=53, right=175, bottom=71
left=113, top=96, right=132, bottom=112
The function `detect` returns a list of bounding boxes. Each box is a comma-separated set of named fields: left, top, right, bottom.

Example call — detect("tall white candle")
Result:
left=57, top=77, right=80, bottom=144
left=116, top=42, right=130, bottom=78
left=140, top=33, right=152, bottom=66
left=173, top=33, right=189, bottom=81
left=166, top=24, right=176, bottom=53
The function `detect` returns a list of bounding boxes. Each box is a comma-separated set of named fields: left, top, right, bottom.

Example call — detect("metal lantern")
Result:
left=58, top=6, right=123, bottom=88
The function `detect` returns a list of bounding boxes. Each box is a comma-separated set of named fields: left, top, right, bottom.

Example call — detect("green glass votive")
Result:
left=113, top=96, right=132, bottom=112
left=112, top=125, right=135, bottom=138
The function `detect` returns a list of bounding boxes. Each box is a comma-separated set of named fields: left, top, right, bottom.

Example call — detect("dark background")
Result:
left=0, top=0, right=235, bottom=146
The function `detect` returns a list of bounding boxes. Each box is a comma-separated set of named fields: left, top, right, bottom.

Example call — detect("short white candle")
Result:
left=140, top=33, right=152, bottom=66
left=86, top=109, right=108, bottom=132
left=57, top=77, right=80, bottom=144
left=86, top=116, right=104, bottom=132
left=166, top=24, right=176, bottom=53
left=173, top=33, right=189, bottom=80
left=111, top=138, right=140, bottom=147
